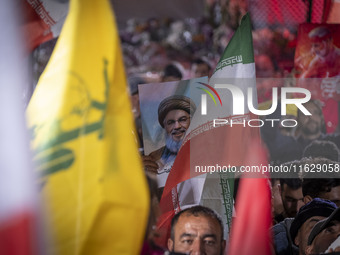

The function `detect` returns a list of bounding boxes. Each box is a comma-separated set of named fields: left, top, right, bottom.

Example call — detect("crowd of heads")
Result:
left=27, top=1, right=340, bottom=254
left=120, top=6, right=340, bottom=255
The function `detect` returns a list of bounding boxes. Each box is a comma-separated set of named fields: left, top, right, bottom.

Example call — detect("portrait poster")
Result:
left=294, top=23, right=340, bottom=80
left=294, top=23, right=340, bottom=133
left=139, top=77, right=207, bottom=187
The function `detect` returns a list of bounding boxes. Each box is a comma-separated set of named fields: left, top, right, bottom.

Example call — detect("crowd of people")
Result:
left=28, top=2, right=340, bottom=254
left=128, top=49, right=340, bottom=254
left=125, top=23, right=340, bottom=255
left=136, top=82, right=340, bottom=254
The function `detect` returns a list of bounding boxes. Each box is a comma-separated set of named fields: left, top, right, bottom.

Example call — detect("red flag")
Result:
left=228, top=139, right=272, bottom=255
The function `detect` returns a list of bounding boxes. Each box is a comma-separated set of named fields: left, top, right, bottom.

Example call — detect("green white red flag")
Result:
left=22, top=0, right=69, bottom=51
left=157, top=13, right=260, bottom=248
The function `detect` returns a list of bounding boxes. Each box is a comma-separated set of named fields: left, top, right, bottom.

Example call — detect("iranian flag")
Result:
left=156, top=13, right=260, bottom=248
left=22, top=0, right=69, bottom=52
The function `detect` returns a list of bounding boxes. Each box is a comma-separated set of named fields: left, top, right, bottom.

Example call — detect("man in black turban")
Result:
left=143, top=95, right=196, bottom=187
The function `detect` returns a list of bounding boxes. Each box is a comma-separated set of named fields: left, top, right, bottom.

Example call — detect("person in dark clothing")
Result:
left=306, top=207, right=340, bottom=254
left=161, top=64, right=183, bottom=82
left=303, top=140, right=340, bottom=162
left=300, top=157, right=340, bottom=207
left=272, top=198, right=337, bottom=255
left=262, top=100, right=340, bottom=165
left=276, top=178, right=304, bottom=222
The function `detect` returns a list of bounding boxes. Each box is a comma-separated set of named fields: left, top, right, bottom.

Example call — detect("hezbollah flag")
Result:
left=26, top=0, right=149, bottom=254
left=157, top=13, right=259, bottom=247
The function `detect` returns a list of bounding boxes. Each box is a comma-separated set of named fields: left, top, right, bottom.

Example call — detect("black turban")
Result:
left=158, top=95, right=196, bottom=128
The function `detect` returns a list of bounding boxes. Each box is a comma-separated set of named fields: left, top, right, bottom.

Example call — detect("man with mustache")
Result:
left=297, top=26, right=340, bottom=134
left=167, top=205, right=226, bottom=255
left=300, top=26, right=340, bottom=79
left=143, top=95, right=196, bottom=187
left=306, top=207, right=340, bottom=254
left=295, top=100, right=325, bottom=146
left=294, top=100, right=340, bottom=151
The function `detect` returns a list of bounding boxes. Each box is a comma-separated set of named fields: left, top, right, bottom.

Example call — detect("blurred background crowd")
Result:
left=30, top=0, right=328, bottom=98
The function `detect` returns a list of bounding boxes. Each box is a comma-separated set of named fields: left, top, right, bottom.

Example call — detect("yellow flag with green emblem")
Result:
left=26, top=0, right=149, bottom=254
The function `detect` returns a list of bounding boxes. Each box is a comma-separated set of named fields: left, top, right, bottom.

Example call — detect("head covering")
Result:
left=290, top=198, right=337, bottom=243
left=158, top=95, right=196, bottom=128
left=308, top=207, right=340, bottom=245
left=309, top=26, right=332, bottom=43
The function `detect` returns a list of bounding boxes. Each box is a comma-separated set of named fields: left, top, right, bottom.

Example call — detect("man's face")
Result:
left=298, top=102, right=323, bottom=138
left=295, top=216, right=326, bottom=255
left=281, top=184, right=304, bottom=218
left=192, top=63, right=210, bottom=78
left=168, top=213, right=225, bottom=255
left=311, top=40, right=331, bottom=58
left=319, top=186, right=340, bottom=207
left=164, top=109, right=190, bottom=142
left=307, top=220, right=340, bottom=254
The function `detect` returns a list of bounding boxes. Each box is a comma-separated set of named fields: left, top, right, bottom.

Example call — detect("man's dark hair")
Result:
left=278, top=160, right=303, bottom=191
left=278, top=161, right=303, bottom=189
left=170, top=205, right=224, bottom=241
left=192, top=58, right=211, bottom=70
left=163, top=64, right=182, bottom=80
left=303, top=140, right=340, bottom=162
left=279, top=178, right=302, bottom=190
left=303, top=178, right=340, bottom=198
left=298, top=157, right=340, bottom=197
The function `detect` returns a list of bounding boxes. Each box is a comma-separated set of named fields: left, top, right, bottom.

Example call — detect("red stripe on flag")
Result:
left=21, top=0, right=54, bottom=52
left=163, top=116, right=260, bottom=199
left=156, top=116, right=260, bottom=247
left=228, top=139, right=272, bottom=255
left=0, top=212, right=37, bottom=255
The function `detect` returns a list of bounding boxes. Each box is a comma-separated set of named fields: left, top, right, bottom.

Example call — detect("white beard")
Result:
left=165, top=133, right=183, bottom=153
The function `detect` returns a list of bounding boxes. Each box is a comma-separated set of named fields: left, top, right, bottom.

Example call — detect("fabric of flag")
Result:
left=26, top=0, right=149, bottom=254
left=210, top=13, right=255, bottom=80
left=156, top=13, right=259, bottom=248
left=204, top=13, right=257, bottom=239
left=227, top=139, right=272, bottom=255
left=0, top=1, right=39, bottom=254
left=22, top=0, right=68, bottom=52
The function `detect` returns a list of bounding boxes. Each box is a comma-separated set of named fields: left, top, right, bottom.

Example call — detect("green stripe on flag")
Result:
left=213, top=13, right=254, bottom=74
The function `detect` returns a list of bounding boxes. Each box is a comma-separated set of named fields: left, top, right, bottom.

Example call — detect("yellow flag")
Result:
left=26, top=0, right=149, bottom=254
